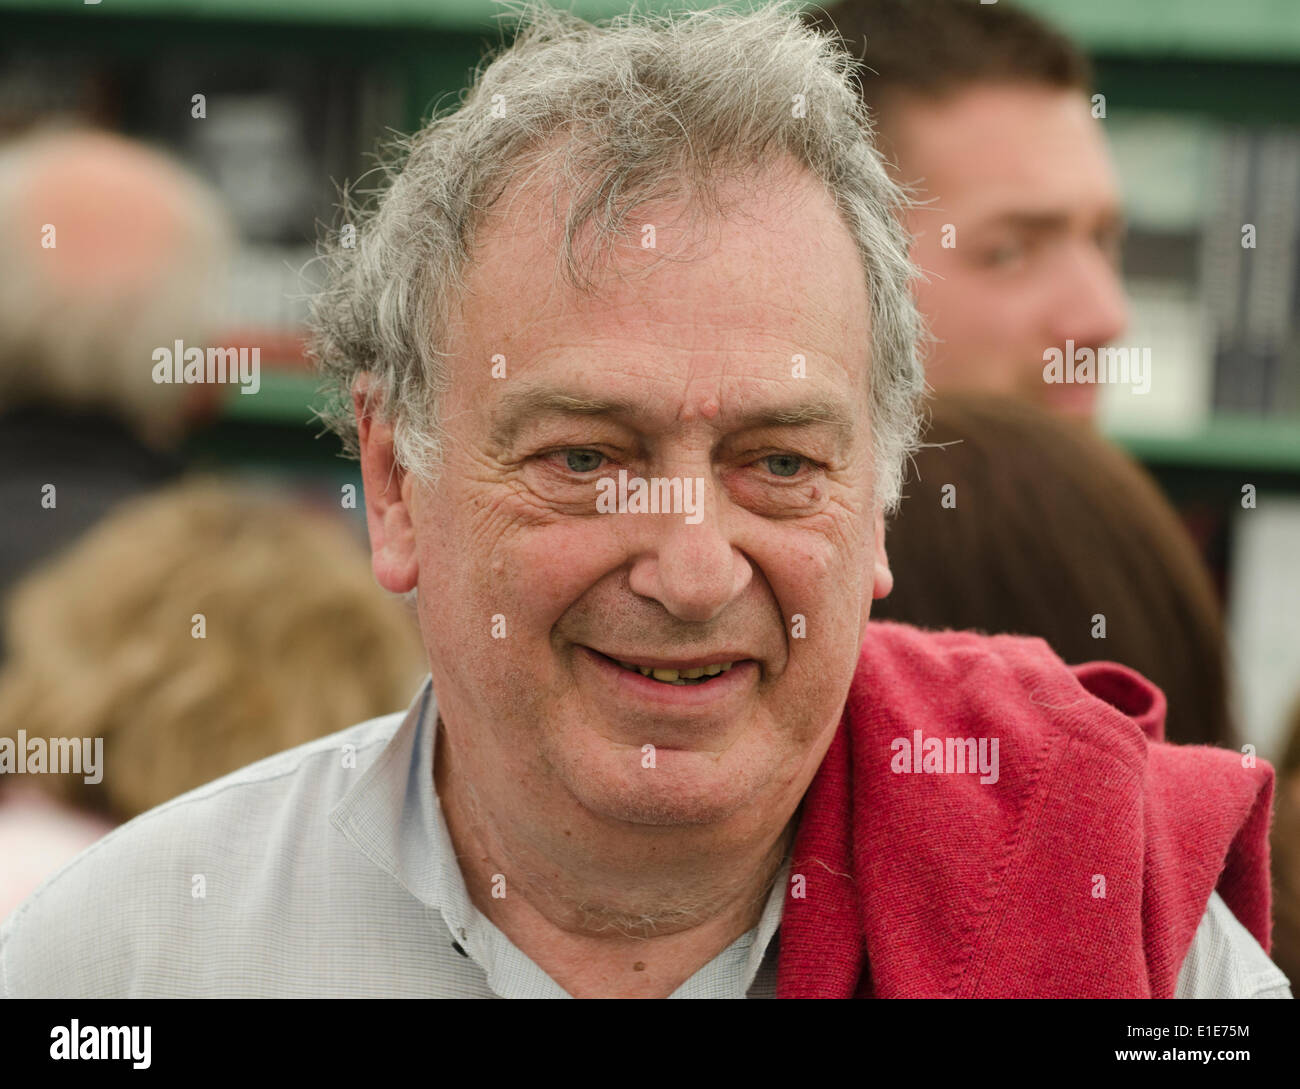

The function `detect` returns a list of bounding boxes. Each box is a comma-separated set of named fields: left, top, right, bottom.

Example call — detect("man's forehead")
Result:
left=446, top=154, right=873, bottom=407
left=893, top=83, right=1121, bottom=218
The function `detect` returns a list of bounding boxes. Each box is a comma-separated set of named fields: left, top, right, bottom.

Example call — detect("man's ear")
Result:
left=871, top=505, right=893, bottom=601
left=354, top=374, right=420, bottom=594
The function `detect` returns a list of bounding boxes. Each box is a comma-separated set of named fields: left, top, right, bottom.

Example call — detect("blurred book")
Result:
left=1205, top=127, right=1300, bottom=417
left=1107, top=113, right=1300, bottom=431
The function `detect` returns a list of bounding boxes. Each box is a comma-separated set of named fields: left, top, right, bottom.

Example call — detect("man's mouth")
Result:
left=585, top=649, right=743, bottom=686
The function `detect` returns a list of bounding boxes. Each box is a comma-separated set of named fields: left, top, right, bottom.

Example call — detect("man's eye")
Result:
left=557, top=448, right=605, bottom=473
left=762, top=453, right=806, bottom=478
left=984, top=243, right=1024, bottom=268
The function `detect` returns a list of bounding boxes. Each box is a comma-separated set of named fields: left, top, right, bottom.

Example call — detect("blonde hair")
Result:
left=0, top=477, right=429, bottom=821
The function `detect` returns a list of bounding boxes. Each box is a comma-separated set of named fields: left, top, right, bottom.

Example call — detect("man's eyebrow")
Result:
left=489, top=388, right=642, bottom=448
left=978, top=208, right=1126, bottom=234
left=978, top=211, right=1072, bottom=233
left=489, top=385, right=858, bottom=450
left=745, top=398, right=857, bottom=448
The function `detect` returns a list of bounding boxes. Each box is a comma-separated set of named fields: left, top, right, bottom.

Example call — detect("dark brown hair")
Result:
left=872, top=393, right=1236, bottom=749
left=804, top=0, right=1092, bottom=142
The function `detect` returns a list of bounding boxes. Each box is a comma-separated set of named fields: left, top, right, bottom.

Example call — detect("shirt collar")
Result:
left=330, top=674, right=445, bottom=909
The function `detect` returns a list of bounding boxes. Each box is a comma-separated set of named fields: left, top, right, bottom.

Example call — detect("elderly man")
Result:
left=0, top=2, right=1289, bottom=999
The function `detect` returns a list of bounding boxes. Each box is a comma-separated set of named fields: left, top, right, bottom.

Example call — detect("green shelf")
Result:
left=216, top=371, right=327, bottom=425
left=4, top=0, right=1300, bottom=60
left=1109, top=418, right=1300, bottom=474
left=1017, top=0, right=1300, bottom=62
left=0, top=0, right=702, bottom=31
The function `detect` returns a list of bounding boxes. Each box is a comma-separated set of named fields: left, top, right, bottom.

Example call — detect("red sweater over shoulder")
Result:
left=776, top=622, right=1275, bottom=998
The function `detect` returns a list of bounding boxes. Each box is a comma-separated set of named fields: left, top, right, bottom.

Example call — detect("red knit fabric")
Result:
left=775, top=622, right=1275, bottom=998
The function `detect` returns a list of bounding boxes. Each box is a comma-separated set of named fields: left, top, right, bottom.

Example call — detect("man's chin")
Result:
left=549, top=744, right=760, bottom=828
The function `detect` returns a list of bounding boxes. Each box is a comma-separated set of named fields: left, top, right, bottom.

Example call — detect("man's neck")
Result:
left=433, top=716, right=796, bottom=998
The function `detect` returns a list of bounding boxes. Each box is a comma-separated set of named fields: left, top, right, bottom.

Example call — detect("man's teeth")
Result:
left=616, top=661, right=735, bottom=685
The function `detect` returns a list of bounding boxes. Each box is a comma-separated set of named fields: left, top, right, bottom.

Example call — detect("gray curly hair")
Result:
left=307, top=0, right=925, bottom=513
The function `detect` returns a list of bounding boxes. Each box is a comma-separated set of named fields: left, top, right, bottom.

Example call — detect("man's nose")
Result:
left=1046, top=242, right=1130, bottom=350
left=626, top=488, right=753, bottom=623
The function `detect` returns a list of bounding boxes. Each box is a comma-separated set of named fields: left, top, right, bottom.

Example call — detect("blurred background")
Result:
left=0, top=0, right=1298, bottom=931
